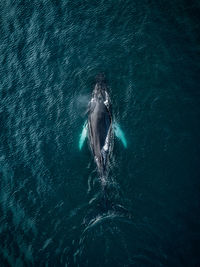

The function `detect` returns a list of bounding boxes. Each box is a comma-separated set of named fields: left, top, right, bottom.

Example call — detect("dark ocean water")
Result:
left=0, top=0, right=200, bottom=266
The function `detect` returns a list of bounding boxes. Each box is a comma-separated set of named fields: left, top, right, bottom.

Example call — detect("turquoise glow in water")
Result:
left=79, top=121, right=88, bottom=150
left=113, top=122, right=127, bottom=148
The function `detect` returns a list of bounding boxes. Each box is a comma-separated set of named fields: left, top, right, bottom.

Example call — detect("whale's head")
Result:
left=92, top=73, right=108, bottom=102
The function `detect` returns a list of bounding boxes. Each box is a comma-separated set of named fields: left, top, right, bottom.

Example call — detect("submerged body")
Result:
left=78, top=75, right=128, bottom=215
left=88, top=76, right=113, bottom=180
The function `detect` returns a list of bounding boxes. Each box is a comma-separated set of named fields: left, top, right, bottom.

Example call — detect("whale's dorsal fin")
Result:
left=113, top=122, right=127, bottom=148
left=79, top=121, right=88, bottom=150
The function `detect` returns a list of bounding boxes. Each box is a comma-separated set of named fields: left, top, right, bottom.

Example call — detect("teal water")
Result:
left=0, top=0, right=200, bottom=266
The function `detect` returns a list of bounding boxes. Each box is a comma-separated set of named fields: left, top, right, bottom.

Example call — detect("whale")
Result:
left=87, top=74, right=113, bottom=180
left=79, top=74, right=127, bottom=182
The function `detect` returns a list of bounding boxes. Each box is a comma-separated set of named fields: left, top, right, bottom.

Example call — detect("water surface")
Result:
left=0, top=0, right=200, bottom=266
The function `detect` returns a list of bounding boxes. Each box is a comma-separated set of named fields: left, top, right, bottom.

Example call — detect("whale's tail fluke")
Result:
left=98, top=176, right=132, bottom=218
left=84, top=192, right=132, bottom=227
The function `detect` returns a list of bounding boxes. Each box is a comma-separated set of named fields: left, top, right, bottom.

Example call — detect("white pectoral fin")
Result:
left=79, top=121, right=88, bottom=150
left=113, top=122, right=127, bottom=148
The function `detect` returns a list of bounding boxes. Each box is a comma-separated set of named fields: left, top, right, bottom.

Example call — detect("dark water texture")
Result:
left=0, top=0, right=200, bottom=266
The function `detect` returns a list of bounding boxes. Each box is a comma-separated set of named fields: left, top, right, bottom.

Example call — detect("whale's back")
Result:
left=88, top=100, right=112, bottom=174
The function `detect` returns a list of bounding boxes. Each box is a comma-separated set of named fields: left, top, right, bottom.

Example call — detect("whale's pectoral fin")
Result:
left=113, top=122, right=127, bottom=148
left=79, top=121, right=88, bottom=150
